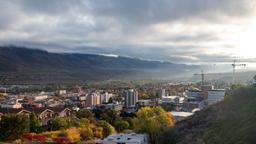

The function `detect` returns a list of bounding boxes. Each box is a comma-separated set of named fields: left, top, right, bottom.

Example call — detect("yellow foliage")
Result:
left=93, top=127, right=103, bottom=139
left=41, top=128, right=81, bottom=142
left=66, top=127, right=81, bottom=142
left=133, top=107, right=175, bottom=143
left=41, top=131, right=61, bottom=138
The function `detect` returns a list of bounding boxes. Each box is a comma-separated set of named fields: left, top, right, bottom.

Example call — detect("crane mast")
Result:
left=194, top=70, right=205, bottom=85
left=232, top=60, right=246, bottom=84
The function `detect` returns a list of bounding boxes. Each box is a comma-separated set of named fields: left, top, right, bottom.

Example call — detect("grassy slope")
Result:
left=176, top=86, right=256, bottom=144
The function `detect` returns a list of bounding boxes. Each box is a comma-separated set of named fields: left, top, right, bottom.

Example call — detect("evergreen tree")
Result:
left=30, top=112, right=41, bottom=133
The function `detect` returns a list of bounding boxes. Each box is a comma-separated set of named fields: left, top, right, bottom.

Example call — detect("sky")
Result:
left=0, top=0, right=256, bottom=66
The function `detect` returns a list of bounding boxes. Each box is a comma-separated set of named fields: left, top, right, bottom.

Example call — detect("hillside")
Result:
left=0, top=46, right=199, bottom=84
left=176, top=86, right=256, bottom=144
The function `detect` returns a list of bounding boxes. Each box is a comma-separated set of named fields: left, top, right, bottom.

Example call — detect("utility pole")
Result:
left=231, top=60, right=246, bottom=84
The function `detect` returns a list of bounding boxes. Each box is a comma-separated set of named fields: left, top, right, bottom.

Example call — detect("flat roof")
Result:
left=170, top=111, right=194, bottom=117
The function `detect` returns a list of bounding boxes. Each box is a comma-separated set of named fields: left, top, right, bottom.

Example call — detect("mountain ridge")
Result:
left=0, top=46, right=199, bottom=84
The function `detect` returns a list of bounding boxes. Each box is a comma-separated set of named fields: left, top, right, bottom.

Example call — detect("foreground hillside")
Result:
left=0, top=46, right=198, bottom=84
left=176, top=86, right=256, bottom=144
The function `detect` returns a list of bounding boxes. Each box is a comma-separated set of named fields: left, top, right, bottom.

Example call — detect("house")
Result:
left=28, top=107, right=72, bottom=126
left=0, top=108, right=31, bottom=120
left=0, top=107, right=72, bottom=127
left=28, top=108, right=55, bottom=126
left=50, top=107, right=72, bottom=118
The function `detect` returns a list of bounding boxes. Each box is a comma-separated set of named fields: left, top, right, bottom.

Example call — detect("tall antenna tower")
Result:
left=231, top=60, right=246, bottom=84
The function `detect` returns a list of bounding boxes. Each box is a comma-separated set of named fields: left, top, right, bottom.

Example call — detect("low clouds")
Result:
left=0, top=0, right=256, bottom=64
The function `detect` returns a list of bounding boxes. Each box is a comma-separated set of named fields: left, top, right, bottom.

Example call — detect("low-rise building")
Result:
left=170, top=111, right=194, bottom=122
left=207, top=89, right=225, bottom=105
left=161, top=96, right=179, bottom=103
left=57, top=90, right=67, bottom=95
left=0, top=100, right=23, bottom=109
left=96, top=103, right=123, bottom=111
left=183, top=101, right=204, bottom=112
left=96, top=133, right=149, bottom=144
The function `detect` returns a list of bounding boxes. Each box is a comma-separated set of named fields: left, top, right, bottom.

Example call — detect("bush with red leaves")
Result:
left=23, top=133, right=47, bottom=142
left=53, top=137, right=71, bottom=144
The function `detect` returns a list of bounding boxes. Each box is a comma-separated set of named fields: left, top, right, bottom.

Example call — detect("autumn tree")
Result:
left=96, top=120, right=116, bottom=137
left=132, top=107, right=174, bottom=144
left=80, top=127, right=94, bottom=141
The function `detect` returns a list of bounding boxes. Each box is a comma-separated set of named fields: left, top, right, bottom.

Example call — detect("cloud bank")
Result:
left=0, top=0, right=256, bottom=64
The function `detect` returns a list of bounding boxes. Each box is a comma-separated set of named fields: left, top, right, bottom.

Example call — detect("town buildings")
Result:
left=157, top=88, right=166, bottom=98
left=0, top=100, right=23, bottom=109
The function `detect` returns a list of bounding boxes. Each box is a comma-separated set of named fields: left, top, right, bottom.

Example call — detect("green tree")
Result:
left=101, top=109, right=119, bottom=125
left=76, top=109, right=94, bottom=120
left=0, top=114, right=30, bottom=140
left=78, top=118, right=90, bottom=128
left=51, top=117, right=68, bottom=130
left=29, top=112, right=41, bottom=133
left=158, top=128, right=178, bottom=144
left=96, top=120, right=116, bottom=137
left=132, top=107, right=174, bottom=144
left=114, top=120, right=130, bottom=132
left=68, top=113, right=76, bottom=127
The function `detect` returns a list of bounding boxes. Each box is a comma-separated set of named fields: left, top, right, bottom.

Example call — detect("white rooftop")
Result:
left=96, top=133, right=148, bottom=144
left=170, top=111, right=194, bottom=117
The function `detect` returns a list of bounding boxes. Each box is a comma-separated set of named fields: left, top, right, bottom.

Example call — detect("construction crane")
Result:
left=194, top=70, right=205, bottom=85
left=231, top=60, right=246, bottom=84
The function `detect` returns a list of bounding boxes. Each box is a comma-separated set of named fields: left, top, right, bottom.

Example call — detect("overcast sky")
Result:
left=0, top=0, right=256, bottom=65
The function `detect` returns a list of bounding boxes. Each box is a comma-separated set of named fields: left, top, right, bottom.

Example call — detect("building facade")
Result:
left=207, top=89, right=225, bottom=105
left=124, top=89, right=138, bottom=108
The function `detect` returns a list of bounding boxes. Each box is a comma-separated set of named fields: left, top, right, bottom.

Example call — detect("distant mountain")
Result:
left=0, top=46, right=199, bottom=84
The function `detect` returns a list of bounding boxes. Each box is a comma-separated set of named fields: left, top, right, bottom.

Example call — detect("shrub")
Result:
left=51, top=117, right=68, bottom=130
left=53, top=137, right=71, bottom=144
left=80, top=128, right=94, bottom=141
left=93, top=127, right=103, bottom=139
left=66, top=128, right=80, bottom=142
left=23, top=133, right=47, bottom=142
